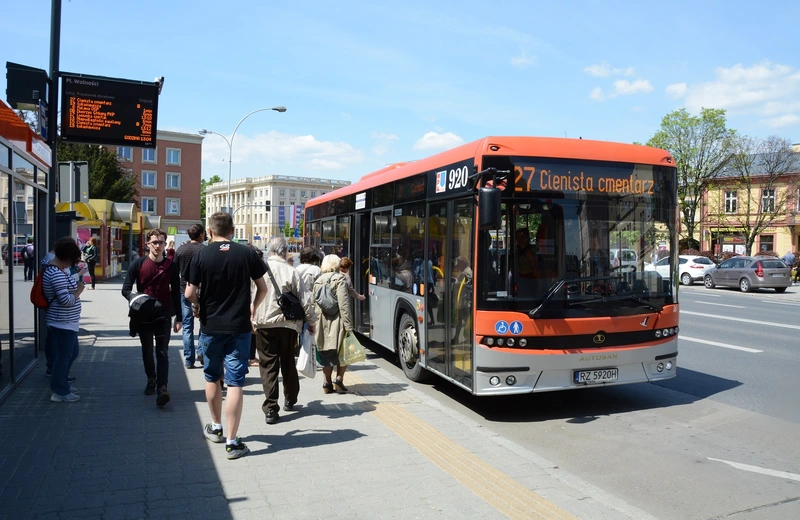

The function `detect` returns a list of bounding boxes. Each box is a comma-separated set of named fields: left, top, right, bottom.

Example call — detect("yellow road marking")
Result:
left=346, top=372, right=577, bottom=520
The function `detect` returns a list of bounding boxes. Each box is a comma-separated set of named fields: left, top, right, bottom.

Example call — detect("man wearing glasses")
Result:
left=122, top=229, right=182, bottom=406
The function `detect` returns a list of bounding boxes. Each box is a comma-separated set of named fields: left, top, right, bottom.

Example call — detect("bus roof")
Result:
left=306, top=136, right=673, bottom=207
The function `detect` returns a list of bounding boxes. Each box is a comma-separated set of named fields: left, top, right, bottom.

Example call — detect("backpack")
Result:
left=23, top=244, right=32, bottom=260
left=314, top=278, right=340, bottom=318
left=31, top=265, right=57, bottom=309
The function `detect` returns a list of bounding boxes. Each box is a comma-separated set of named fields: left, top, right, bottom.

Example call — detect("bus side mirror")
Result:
left=478, top=187, right=501, bottom=230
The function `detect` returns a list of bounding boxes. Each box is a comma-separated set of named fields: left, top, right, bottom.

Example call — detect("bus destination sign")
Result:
left=513, top=160, right=658, bottom=197
left=60, top=73, right=159, bottom=148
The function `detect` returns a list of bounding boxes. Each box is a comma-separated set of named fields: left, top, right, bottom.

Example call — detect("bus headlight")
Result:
left=489, top=376, right=500, bottom=386
left=485, top=337, right=495, bottom=346
left=518, top=338, right=527, bottom=347
left=655, top=330, right=662, bottom=338
left=665, top=361, right=673, bottom=370
left=505, top=375, right=516, bottom=385
left=506, top=338, right=515, bottom=347
left=496, top=338, right=505, bottom=346
left=657, top=363, right=664, bottom=372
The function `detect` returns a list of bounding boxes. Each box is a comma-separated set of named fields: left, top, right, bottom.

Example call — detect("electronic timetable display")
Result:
left=60, top=73, right=159, bottom=148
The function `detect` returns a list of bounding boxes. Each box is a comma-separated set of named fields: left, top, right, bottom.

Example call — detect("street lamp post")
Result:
left=200, top=106, right=286, bottom=215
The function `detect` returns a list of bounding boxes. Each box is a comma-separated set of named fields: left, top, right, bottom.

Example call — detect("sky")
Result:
left=3, top=0, right=799, bottom=184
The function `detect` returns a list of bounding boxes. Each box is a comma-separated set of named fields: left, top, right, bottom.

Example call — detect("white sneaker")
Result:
left=50, top=392, right=81, bottom=403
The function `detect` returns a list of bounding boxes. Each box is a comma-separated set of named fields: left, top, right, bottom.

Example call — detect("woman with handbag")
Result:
left=313, top=254, right=353, bottom=394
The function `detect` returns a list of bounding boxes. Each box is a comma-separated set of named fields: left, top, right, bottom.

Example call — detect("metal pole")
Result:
left=47, top=0, right=62, bottom=249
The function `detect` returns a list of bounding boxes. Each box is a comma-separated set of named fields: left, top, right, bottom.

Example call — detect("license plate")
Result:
left=771, top=273, right=785, bottom=278
left=574, top=368, right=619, bottom=384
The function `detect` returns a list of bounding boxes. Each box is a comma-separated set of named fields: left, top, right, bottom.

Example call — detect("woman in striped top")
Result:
left=44, top=238, right=86, bottom=403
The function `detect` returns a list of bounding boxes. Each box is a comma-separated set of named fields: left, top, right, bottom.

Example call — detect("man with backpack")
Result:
left=23, top=238, right=35, bottom=281
left=122, top=229, right=182, bottom=407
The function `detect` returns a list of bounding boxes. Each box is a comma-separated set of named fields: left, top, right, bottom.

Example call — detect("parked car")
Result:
left=646, top=255, right=716, bottom=285
left=609, top=248, right=639, bottom=268
left=703, top=256, right=792, bottom=293
left=2, top=244, right=26, bottom=266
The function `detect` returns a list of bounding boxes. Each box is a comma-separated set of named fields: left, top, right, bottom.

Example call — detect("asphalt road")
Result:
left=365, top=283, right=800, bottom=520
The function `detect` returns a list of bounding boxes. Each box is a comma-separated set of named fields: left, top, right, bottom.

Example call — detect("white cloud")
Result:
left=665, top=83, right=688, bottom=99
left=589, top=87, right=605, bottom=101
left=613, top=79, right=653, bottom=95
left=201, top=131, right=364, bottom=175
left=762, top=114, right=800, bottom=128
left=413, top=131, right=465, bottom=151
left=681, top=62, right=800, bottom=123
left=584, top=62, right=636, bottom=78
left=371, top=132, right=399, bottom=156
left=511, top=49, right=536, bottom=69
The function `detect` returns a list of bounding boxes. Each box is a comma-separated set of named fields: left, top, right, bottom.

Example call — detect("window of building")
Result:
left=264, top=189, right=269, bottom=198
left=142, top=170, right=157, bottom=188
left=759, top=234, right=774, bottom=253
left=310, top=191, right=316, bottom=198
left=27, top=196, right=34, bottom=204
left=16, top=182, right=24, bottom=191
left=141, top=197, right=156, bottom=213
left=300, top=190, right=307, bottom=198
left=166, top=198, right=180, bottom=215
left=117, top=147, right=132, bottom=161
left=166, top=148, right=181, bottom=165
left=279, top=189, right=285, bottom=197
left=290, top=189, right=296, bottom=197
left=724, top=190, right=737, bottom=213
left=166, top=172, right=180, bottom=190
left=762, top=189, right=775, bottom=212
left=142, top=148, right=156, bottom=163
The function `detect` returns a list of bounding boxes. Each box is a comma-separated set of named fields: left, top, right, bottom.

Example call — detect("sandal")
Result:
left=333, top=378, right=348, bottom=393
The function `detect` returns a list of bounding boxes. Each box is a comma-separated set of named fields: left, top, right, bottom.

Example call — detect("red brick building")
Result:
left=113, top=130, right=203, bottom=234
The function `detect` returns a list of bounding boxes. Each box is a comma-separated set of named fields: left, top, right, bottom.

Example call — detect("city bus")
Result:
left=303, top=136, right=679, bottom=396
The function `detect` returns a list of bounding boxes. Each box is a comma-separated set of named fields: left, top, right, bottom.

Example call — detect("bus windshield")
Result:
left=478, top=157, right=676, bottom=318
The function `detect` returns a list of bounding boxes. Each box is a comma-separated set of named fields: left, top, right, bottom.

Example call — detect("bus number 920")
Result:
left=448, top=166, right=469, bottom=190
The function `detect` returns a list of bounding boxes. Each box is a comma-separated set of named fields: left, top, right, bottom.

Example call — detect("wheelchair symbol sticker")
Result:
left=509, top=321, right=523, bottom=335
left=495, top=321, right=509, bottom=334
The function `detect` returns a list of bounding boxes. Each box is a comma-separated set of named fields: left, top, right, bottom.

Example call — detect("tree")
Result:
left=647, top=108, right=736, bottom=248
left=200, top=175, right=223, bottom=220
left=283, top=222, right=292, bottom=237
left=57, top=142, right=139, bottom=203
left=719, top=135, right=799, bottom=255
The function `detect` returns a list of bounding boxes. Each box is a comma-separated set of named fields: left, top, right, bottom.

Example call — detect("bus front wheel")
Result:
left=397, top=313, right=428, bottom=382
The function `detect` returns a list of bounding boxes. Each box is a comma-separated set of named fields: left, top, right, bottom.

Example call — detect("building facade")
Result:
left=204, top=175, right=350, bottom=246
left=113, top=130, right=203, bottom=236
left=699, top=153, right=800, bottom=256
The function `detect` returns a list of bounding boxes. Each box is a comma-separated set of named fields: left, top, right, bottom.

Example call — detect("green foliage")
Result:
left=56, top=142, right=138, bottom=203
left=283, top=222, right=292, bottom=237
left=200, top=175, right=223, bottom=220
left=646, top=108, right=736, bottom=244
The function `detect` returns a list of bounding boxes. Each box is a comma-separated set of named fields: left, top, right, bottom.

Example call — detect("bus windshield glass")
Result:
left=478, top=157, right=677, bottom=318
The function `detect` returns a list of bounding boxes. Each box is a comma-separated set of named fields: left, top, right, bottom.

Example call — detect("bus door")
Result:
left=353, top=212, right=371, bottom=334
left=425, top=198, right=474, bottom=389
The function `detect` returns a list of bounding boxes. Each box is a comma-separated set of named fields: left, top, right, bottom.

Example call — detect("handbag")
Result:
left=338, top=331, right=366, bottom=366
left=296, top=330, right=316, bottom=379
left=265, top=262, right=305, bottom=320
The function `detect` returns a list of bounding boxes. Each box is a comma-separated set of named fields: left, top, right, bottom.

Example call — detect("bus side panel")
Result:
left=369, top=285, right=396, bottom=351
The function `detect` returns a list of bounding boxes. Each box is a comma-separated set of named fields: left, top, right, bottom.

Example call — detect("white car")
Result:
left=646, top=255, right=716, bottom=286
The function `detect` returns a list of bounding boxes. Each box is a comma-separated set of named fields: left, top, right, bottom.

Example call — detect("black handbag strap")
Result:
left=263, top=261, right=283, bottom=298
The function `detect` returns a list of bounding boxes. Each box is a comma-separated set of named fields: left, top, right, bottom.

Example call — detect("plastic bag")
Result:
left=338, top=331, right=366, bottom=366
left=296, top=330, right=316, bottom=379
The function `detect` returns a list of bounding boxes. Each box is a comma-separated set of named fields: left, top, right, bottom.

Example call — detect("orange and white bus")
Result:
left=304, top=136, right=679, bottom=395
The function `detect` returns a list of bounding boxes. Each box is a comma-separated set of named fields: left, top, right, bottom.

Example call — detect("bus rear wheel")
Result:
left=397, top=313, right=428, bottom=382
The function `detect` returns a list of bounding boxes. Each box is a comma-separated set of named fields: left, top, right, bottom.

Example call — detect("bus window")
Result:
left=391, top=203, right=426, bottom=295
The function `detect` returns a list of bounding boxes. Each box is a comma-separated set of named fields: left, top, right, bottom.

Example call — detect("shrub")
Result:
left=679, top=248, right=701, bottom=255
left=720, top=251, right=740, bottom=261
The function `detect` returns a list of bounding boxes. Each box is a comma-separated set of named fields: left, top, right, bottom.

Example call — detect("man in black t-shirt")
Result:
left=185, top=212, right=267, bottom=460
left=175, top=224, right=206, bottom=368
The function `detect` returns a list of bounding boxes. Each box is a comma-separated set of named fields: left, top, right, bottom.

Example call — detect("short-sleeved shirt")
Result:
left=174, top=241, right=205, bottom=293
left=186, top=240, right=267, bottom=335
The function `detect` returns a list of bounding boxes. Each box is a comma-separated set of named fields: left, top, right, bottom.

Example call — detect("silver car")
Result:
left=703, top=256, right=792, bottom=293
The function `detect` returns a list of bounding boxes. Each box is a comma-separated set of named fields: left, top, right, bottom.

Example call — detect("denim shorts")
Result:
left=198, top=332, right=250, bottom=387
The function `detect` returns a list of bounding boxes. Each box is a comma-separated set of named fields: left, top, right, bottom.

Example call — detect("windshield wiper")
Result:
left=569, top=294, right=663, bottom=312
left=529, top=275, right=620, bottom=318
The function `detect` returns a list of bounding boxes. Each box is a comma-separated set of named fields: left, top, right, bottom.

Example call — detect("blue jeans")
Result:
left=198, top=332, right=250, bottom=387
left=48, top=326, right=79, bottom=396
left=181, top=295, right=200, bottom=363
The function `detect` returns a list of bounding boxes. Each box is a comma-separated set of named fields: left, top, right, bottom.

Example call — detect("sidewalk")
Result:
left=0, top=281, right=655, bottom=520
